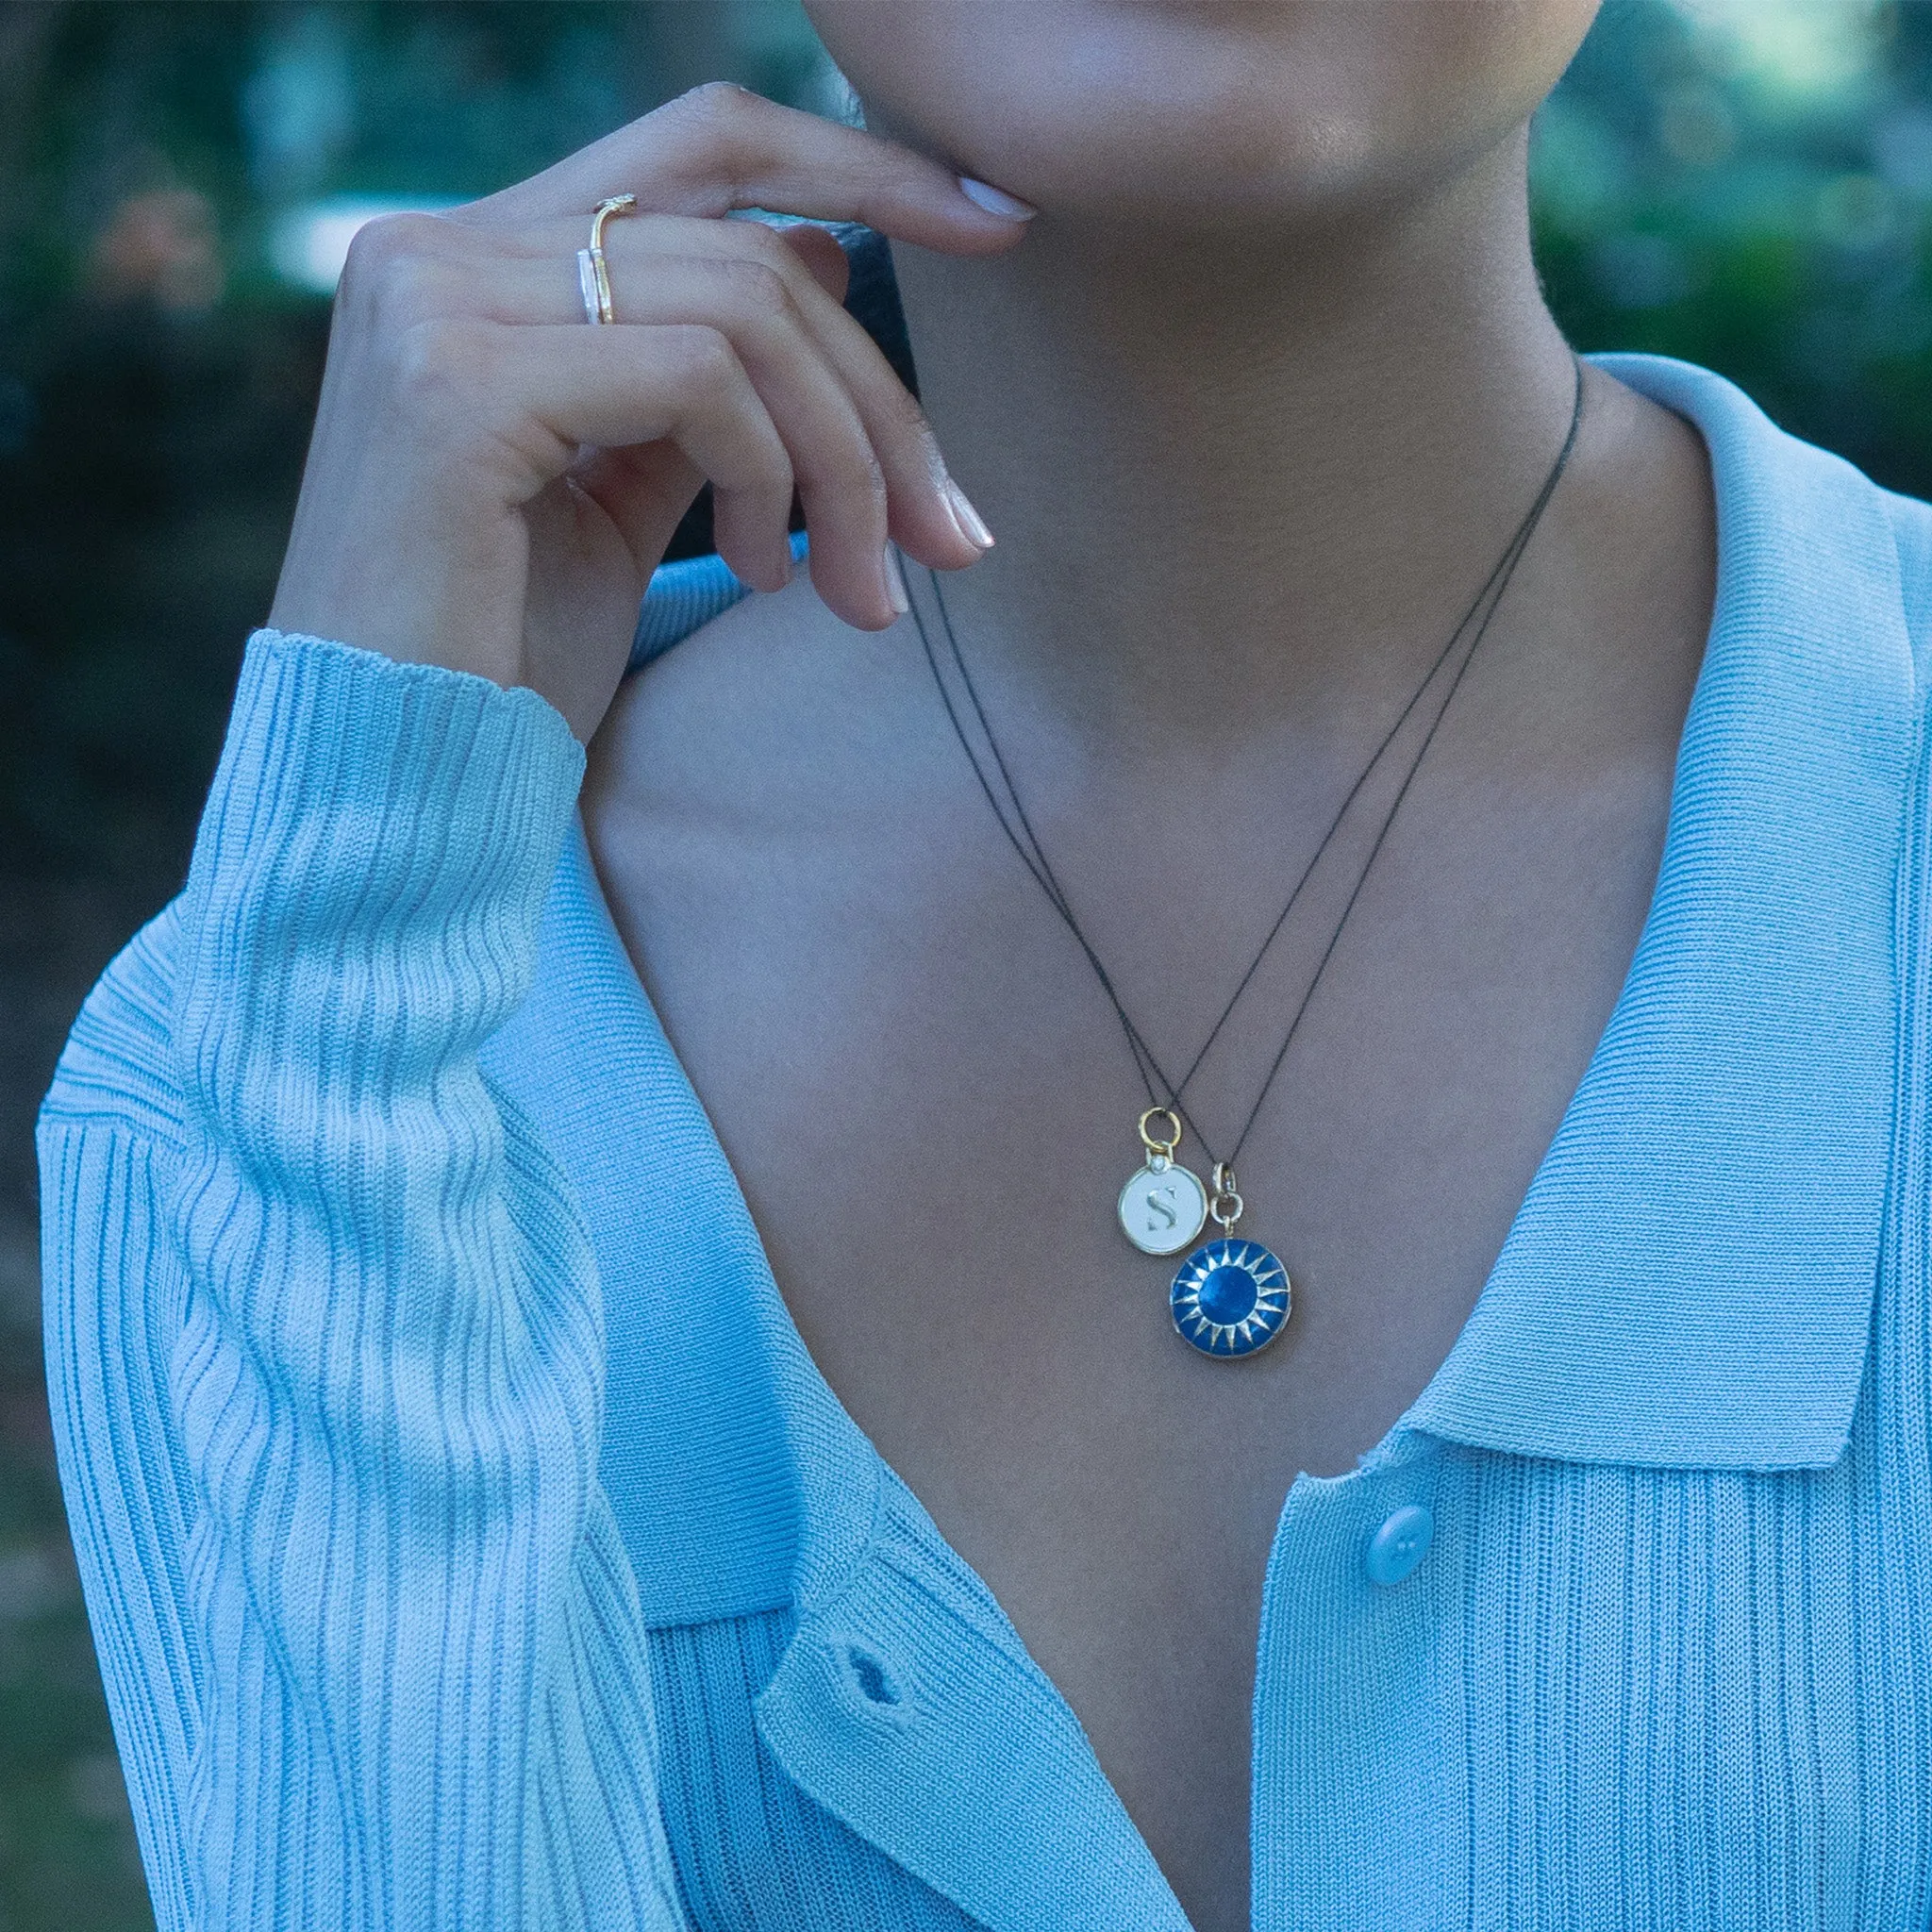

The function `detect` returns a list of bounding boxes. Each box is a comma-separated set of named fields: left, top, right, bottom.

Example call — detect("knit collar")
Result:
left=496, top=351, right=1924, bottom=1640
left=488, top=355, right=1921, bottom=1931
left=1402, top=351, right=1919, bottom=1470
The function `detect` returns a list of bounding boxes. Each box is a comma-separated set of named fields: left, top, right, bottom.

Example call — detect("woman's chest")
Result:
left=582, top=713, right=1677, bottom=1930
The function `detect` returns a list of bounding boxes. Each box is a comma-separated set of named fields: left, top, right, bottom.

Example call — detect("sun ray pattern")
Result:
left=1169, top=1239, right=1292, bottom=1358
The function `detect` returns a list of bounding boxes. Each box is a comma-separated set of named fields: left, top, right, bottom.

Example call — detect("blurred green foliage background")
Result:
left=0, top=2, right=1926, bottom=1924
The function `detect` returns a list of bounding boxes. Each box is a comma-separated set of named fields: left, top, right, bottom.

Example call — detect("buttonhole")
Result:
left=844, top=1643, right=900, bottom=1707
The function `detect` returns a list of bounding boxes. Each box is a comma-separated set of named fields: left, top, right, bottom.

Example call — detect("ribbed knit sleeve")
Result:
left=39, top=630, right=690, bottom=1932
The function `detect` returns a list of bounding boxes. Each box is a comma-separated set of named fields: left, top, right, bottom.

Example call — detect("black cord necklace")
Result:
left=909, top=353, right=1587, bottom=1358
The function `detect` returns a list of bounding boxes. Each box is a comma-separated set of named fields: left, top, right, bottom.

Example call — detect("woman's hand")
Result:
left=267, top=83, right=1029, bottom=740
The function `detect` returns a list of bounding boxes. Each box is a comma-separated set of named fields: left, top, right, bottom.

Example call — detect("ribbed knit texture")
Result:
left=37, top=356, right=1932, bottom=1930
left=41, top=634, right=689, bottom=1932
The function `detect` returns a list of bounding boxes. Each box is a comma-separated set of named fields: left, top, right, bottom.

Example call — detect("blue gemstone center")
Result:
left=1197, top=1262, right=1258, bottom=1325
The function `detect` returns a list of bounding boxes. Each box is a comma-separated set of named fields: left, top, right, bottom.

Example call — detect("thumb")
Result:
left=774, top=220, right=853, bottom=305
left=571, top=440, right=711, bottom=581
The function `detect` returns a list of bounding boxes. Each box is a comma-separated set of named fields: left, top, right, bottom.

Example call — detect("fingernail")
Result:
left=958, top=175, right=1037, bottom=221
left=881, top=544, right=910, bottom=617
left=941, top=476, right=995, bottom=551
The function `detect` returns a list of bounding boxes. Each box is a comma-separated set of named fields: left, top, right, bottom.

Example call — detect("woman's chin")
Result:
left=807, top=0, right=1602, bottom=229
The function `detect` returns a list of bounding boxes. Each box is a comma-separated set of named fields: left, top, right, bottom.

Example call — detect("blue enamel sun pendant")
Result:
left=1170, top=1239, right=1291, bottom=1357
left=1167, top=1163, right=1291, bottom=1358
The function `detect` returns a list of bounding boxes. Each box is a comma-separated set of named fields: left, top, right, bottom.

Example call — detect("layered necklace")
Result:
left=908, top=354, right=1586, bottom=1360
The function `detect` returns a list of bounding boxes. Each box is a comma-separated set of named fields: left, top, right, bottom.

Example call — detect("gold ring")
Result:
left=576, top=193, right=636, bottom=325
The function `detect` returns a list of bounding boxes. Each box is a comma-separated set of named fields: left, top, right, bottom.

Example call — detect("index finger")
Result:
left=462, top=83, right=1034, bottom=255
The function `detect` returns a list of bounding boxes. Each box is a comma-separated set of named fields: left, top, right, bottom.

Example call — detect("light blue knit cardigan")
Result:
left=38, top=354, right=1932, bottom=1931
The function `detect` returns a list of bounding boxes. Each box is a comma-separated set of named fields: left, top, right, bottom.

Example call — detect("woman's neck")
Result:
left=888, top=125, right=1584, bottom=744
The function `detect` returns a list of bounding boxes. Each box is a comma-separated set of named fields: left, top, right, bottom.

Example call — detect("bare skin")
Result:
left=585, top=31, right=1712, bottom=1932
left=264, top=5, right=1716, bottom=1926
left=585, top=363, right=1712, bottom=1932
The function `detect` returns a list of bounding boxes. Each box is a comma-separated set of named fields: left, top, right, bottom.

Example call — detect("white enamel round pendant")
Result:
left=1117, top=1157, right=1209, bottom=1256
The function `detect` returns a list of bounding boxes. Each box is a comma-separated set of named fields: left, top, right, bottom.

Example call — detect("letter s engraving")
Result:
left=1144, top=1186, right=1178, bottom=1232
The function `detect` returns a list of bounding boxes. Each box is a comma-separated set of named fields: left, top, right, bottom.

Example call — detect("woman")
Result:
left=39, top=3, right=1932, bottom=1927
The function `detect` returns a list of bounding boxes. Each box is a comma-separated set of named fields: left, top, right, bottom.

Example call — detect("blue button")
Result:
left=1364, top=1505, right=1434, bottom=1587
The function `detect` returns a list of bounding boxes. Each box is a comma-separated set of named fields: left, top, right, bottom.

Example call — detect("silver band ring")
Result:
left=576, top=194, right=636, bottom=325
